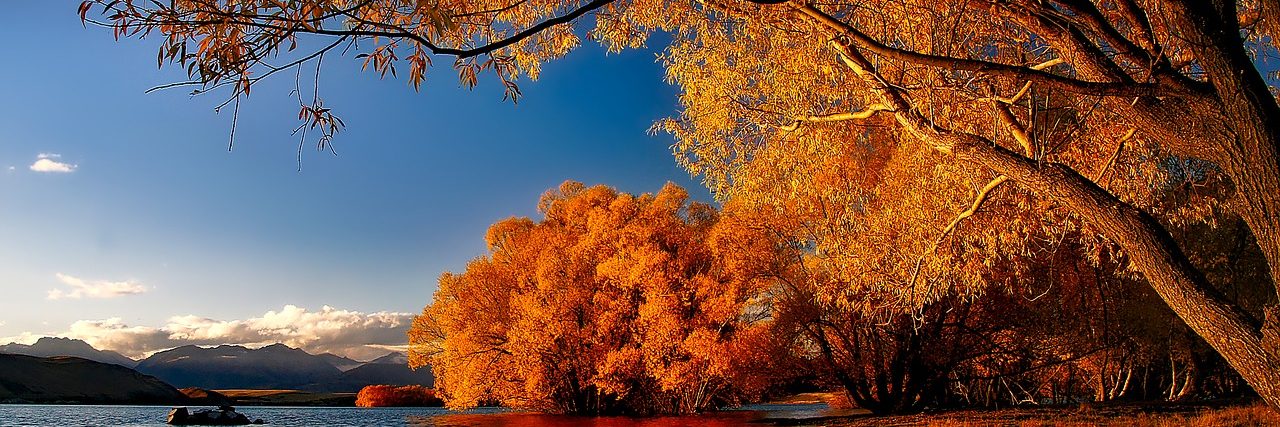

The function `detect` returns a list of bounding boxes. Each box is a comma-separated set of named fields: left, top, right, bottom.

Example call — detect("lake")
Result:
left=0, top=403, right=852, bottom=426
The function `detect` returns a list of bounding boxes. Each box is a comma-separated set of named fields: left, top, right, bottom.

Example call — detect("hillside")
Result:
left=135, top=343, right=342, bottom=390
left=317, top=353, right=363, bottom=372
left=0, top=354, right=186, bottom=404
left=307, top=358, right=434, bottom=392
left=0, top=337, right=136, bottom=367
left=367, top=352, right=408, bottom=365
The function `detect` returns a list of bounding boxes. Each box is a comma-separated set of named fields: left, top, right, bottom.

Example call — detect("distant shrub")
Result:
left=355, top=385, right=444, bottom=407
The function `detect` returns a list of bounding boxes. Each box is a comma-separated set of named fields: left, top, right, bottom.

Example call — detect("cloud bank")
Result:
left=47, top=273, right=147, bottom=300
left=11, top=305, right=415, bottom=360
left=29, top=153, right=76, bottom=173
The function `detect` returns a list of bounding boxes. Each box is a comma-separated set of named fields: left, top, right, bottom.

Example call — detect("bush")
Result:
left=354, top=385, right=444, bottom=407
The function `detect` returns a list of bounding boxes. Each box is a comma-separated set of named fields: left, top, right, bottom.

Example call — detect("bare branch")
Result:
left=996, top=104, right=1035, bottom=157
left=778, top=105, right=891, bottom=131
left=907, top=175, right=1011, bottom=293
left=1094, top=128, right=1136, bottom=183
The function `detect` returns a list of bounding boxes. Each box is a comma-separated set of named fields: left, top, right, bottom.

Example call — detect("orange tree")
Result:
left=407, top=182, right=780, bottom=415
left=87, top=0, right=1280, bottom=407
left=355, top=385, right=445, bottom=407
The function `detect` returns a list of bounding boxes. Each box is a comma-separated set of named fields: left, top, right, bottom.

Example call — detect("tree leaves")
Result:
left=410, top=182, right=780, bottom=415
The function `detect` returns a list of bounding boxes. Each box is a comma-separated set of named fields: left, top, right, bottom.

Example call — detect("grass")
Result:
left=213, top=389, right=357, bottom=406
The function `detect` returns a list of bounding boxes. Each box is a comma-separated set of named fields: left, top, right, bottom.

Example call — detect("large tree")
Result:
left=409, top=182, right=778, bottom=414
left=87, top=0, right=1280, bottom=407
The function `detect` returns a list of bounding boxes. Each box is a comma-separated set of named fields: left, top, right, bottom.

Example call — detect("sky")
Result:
left=0, top=2, right=706, bottom=360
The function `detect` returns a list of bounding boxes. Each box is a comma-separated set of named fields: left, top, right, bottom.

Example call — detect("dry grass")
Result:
left=213, top=389, right=357, bottom=406
left=1126, top=404, right=1280, bottom=427
left=215, top=389, right=302, bottom=398
left=828, top=401, right=1279, bottom=427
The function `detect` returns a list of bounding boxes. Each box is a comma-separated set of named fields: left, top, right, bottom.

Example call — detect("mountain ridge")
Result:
left=134, top=345, right=432, bottom=392
left=0, top=353, right=186, bottom=404
left=0, top=338, right=432, bottom=392
left=0, top=337, right=137, bottom=368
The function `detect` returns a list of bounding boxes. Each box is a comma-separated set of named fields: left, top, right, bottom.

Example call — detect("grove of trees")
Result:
left=354, top=385, right=445, bottom=407
left=84, top=0, right=1280, bottom=414
left=410, top=182, right=1266, bottom=414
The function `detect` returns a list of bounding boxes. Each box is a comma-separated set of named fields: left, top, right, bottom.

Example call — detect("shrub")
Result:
left=355, top=385, right=444, bottom=407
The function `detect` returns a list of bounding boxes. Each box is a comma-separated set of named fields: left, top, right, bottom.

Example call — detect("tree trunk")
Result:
left=797, top=1, right=1280, bottom=409
left=1170, top=0, right=1280, bottom=303
left=951, top=138, right=1280, bottom=408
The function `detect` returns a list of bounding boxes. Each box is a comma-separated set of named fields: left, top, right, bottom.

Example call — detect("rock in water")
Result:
left=165, top=406, right=256, bottom=425
left=166, top=407, right=189, bottom=424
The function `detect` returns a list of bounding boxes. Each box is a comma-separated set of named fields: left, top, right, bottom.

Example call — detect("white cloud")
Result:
left=0, top=332, right=40, bottom=346
left=29, top=153, right=76, bottom=173
left=37, top=305, right=415, bottom=360
left=46, top=273, right=147, bottom=300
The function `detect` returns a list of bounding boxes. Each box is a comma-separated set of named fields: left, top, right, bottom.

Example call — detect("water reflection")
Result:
left=0, top=402, right=859, bottom=426
left=417, top=411, right=765, bottom=427
left=407, top=404, right=862, bottom=427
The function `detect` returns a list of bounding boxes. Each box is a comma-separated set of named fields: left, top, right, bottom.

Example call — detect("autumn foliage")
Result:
left=354, top=385, right=444, bottom=407
left=410, top=182, right=780, bottom=415
left=87, top=0, right=1280, bottom=414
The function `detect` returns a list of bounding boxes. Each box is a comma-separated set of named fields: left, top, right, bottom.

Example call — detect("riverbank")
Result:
left=776, top=400, right=1277, bottom=427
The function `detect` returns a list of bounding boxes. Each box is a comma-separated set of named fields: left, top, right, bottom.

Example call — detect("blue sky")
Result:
left=0, top=2, right=705, bottom=359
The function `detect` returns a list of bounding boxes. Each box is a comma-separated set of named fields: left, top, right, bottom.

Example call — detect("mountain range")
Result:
left=0, top=337, right=136, bottom=368
left=0, top=338, right=432, bottom=392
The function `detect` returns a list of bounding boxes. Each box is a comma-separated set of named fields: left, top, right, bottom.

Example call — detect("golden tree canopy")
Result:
left=88, top=0, right=1280, bottom=408
left=410, top=181, right=781, bottom=414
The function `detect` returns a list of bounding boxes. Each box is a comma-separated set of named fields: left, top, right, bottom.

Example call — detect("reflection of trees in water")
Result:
left=406, top=411, right=773, bottom=427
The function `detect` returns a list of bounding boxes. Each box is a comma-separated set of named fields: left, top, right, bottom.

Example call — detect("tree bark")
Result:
left=952, top=138, right=1280, bottom=408
left=1170, top=0, right=1280, bottom=304
left=795, top=2, right=1280, bottom=408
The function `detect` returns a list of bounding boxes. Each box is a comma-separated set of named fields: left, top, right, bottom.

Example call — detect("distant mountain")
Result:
left=0, top=337, right=136, bottom=368
left=135, top=343, right=342, bottom=390
left=317, top=353, right=364, bottom=372
left=0, top=354, right=186, bottom=404
left=367, top=352, right=409, bottom=365
left=305, top=352, right=433, bottom=392
left=132, top=344, right=433, bottom=392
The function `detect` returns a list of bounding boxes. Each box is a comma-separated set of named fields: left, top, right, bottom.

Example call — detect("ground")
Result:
left=809, top=401, right=1279, bottom=426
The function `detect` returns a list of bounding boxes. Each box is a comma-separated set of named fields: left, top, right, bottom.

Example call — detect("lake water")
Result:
left=0, top=403, right=853, bottom=426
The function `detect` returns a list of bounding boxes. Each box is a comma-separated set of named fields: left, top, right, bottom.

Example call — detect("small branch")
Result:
left=907, top=175, right=1010, bottom=291
left=778, top=105, right=891, bottom=131
left=227, top=96, right=240, bottom=151
left=342, top=0, right=618, bottom=59
left=996, top=104, right=1035, bottom=157
left=1094, top=128, right=1136, bottom=183
left=1030, top=58, right=1065, bottom=71
left=977, top=60, right=1058, bottom=104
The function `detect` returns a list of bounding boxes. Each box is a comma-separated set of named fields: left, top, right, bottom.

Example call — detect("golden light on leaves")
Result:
left=87, top=0, right=1280, bottom=410
left=409, top=182, right=781, bottom=415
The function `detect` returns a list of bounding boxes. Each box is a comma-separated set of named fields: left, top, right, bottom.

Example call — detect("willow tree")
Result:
left=86, top=0, right=1280, bottom=406
left=409, top=182, right=778, bottom=414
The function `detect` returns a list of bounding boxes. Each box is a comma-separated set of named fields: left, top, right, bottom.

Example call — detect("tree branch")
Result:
left=907, top=175, right=1010, bottom=293
left=778, top=105, right=891, bottom=131
left=791, top=3, right=1162, bottom=98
